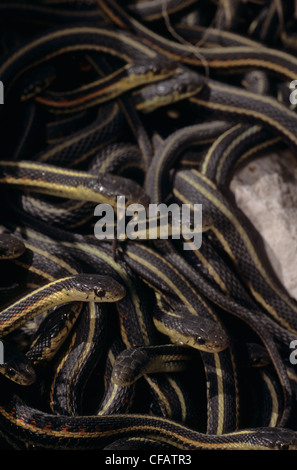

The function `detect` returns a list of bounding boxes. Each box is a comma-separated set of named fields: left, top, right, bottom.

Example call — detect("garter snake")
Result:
left=0, top=160, right=150, bottom=210
left=26, top=302, right=83, bottom=366
left=0, top=238, right=126, bottom=389
left=96, top=337, right=135, bottom=416
left=173, top=169, right=297, bottom=336
left=171, top=169, right=297, bottom=425
left=88, top=142, right=145, bottom=176
left=0, top=273, right=126, bottom=337
left=127, top=0, right=198, bottom=23
left=130, top=66, right=297, bottom=158
left=0, top=232, right=26, bottom=260
left=187, top=77, right=297, bottom=154
left=0, top=393, right=297, bottom=450
left=121, top=241, right=240, bottom=433
left=109, top=105, right=295, bottom=428
left=143, top=111, right=297, bottom=340
left=145, top=120, right=232, bottom=205
left=98, top=0, right=297, bottom=81
left=0, top=230, right=81, bottom=384
left=49, top=301, right=108, bottom=416
left=111, top=344, right=193, bottom=386
left=17, top=143, right=144, bottom=231
left=0, top=232, right=84, bottom=386
left=0, top=340, right=36, bottom=387
left=199, top=123, right=281, bottom=189
left=0, top=25, right=161, bottom=100
left=34, top=58, right=178, bottom=115
left=120, top=241, right=230, bottom=353
left=34, top=101, right=123, bottom=166
left=241, top=365, right=283, bottom=428
left=34, top=63, right=205, bottom=116
left=83, top=52, right=155, bottom=170
left=173, top=23, right=265, bottom=48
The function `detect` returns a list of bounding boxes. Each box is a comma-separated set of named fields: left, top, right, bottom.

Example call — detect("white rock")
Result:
left=230, top=150, right=297, bottom=300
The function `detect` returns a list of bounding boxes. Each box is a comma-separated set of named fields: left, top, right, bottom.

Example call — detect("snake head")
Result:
left=153, top=302, right=230, bottom=353
left=134, top=66, right=205, bottom=113
left=0, top=233, right=26, bottom=260
left=0, top=340, right=36, bottom=386
left=71, top=274, right=126, bottom=302
left=175, top=314, right=230, bottom=352
left=243, top=427, right=297, bottom=450
left=127, top=58, right=177, bottom=81
left=111, top=347, right=150, bottom=386
left=94, top=173, right=150, bottom=209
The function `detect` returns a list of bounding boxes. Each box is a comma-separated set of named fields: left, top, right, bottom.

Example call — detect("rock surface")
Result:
left=230, top=149, right=297, bottom=300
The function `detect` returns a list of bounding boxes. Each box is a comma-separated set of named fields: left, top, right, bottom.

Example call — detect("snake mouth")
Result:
left=189, top=337, right=229, bottom=353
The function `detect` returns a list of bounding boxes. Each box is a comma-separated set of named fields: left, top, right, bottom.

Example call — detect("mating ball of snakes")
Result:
left=0, top=0, right=297, bottom=451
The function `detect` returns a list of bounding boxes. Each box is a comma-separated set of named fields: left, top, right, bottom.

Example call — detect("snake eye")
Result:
left=5, top=367, right=15, bottom=377
left=94, top=288, right=105, bottom=298
left=196, top=337, right=205, bottom=345
left=279, top=443, right=289, bottom=450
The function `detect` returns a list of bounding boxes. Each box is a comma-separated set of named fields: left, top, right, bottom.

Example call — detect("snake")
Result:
left=0, top=393, right=296, bottom=450
left=0, top=274, right=126, bottom=337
